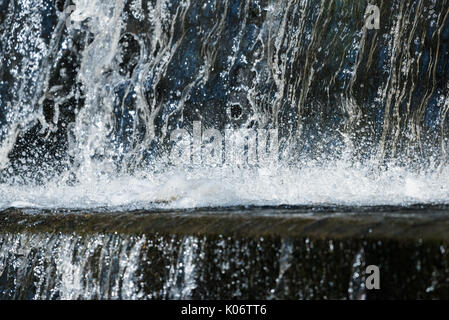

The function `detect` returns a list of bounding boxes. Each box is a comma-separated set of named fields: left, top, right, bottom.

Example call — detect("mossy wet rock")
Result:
left=1, top=208, right=449, bottom=299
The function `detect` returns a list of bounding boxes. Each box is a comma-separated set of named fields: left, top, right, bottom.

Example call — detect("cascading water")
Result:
left=1, top=0, right=449, bottom=209
left=1, top=0, right=449, bottom=300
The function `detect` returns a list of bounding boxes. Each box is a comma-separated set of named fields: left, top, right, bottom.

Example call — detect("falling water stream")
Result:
left=0, top=0, right=449, bottom=299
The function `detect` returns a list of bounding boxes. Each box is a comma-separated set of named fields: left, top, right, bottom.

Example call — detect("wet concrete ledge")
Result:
left=1, top=207, right=449, bottom=299
left=1, top=207, right=449, bottom=241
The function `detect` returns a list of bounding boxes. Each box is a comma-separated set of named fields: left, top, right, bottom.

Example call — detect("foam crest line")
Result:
left=1, top=162, right=449, bottom=210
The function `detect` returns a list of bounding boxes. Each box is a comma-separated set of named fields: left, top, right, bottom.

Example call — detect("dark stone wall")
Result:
left=1, top=209, right=449, bottom=299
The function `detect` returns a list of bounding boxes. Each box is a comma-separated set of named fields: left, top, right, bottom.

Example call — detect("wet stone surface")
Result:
left=0, top=208, right=449, bottom=299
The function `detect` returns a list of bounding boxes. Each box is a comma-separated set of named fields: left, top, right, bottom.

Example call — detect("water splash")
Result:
left=1, top=160, right=449, bottom=210
left=0, top=0, right=448, bottom=209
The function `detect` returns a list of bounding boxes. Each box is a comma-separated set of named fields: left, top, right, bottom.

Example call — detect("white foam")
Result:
left=1, top=160, right=449, bottom=211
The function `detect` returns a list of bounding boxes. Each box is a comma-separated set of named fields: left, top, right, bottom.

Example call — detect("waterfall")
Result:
left=0, top=0, right=448, bottom=209
left=1, top=0, right=449, bottom=300
left=1, top=217, right=447, bottom=300
left=0, top=231, right=386, bottom=300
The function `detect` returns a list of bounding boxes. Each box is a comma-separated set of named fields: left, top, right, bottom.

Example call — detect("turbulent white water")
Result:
left=1, top=160, right=449, bottom=211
